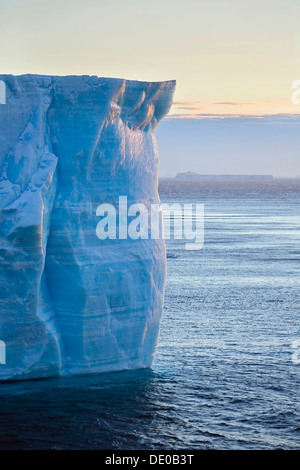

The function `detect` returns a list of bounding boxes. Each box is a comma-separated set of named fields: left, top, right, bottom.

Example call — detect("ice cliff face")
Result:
left=0, top=75, right=175, bottom=380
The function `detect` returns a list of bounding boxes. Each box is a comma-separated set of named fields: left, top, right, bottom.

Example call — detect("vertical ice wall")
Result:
left=0, top=74, right=175, bottom=380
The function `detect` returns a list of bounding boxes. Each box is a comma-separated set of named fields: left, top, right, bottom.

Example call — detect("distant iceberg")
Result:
left=176, top=172, right=273, bottom=180
left=0, top=74, right=175, bottom=381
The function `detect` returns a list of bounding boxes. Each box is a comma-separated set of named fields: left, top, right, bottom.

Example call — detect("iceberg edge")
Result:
left=0, top=74, right=176, bottom=381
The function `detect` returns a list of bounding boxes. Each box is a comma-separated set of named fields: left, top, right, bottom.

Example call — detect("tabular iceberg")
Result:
left=0, top=74, right=175, bottom=381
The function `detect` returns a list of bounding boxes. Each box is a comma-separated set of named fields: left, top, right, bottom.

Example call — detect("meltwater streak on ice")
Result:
left=0, top=74, right=175, bottom=381
left=0, top=179, right=299, bottom=450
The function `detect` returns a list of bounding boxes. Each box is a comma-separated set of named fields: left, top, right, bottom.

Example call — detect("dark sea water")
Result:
left=0, top=178, right=299, bottom=450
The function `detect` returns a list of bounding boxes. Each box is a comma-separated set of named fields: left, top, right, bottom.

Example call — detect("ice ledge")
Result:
left=1, top=74, right=175, bottom=133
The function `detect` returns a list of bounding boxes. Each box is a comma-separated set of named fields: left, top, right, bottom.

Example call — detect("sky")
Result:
left=157, top=115, right=300, bottom=177
left=1, top=0, right=300, bottom=176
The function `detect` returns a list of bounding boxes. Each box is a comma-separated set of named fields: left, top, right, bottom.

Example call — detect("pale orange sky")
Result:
left=1, top=0, right=300, bottom=117
left=169, top=99, right=300, bottom=118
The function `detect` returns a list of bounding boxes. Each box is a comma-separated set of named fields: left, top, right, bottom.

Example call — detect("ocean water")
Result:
left=0, top=178, right=299, bottom=450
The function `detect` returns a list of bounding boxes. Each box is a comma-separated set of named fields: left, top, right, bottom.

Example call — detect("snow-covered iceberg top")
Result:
left=0, top=75, right=175, bottom=381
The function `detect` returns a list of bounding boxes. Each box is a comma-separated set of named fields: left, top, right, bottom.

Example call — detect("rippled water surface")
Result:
left=0, top=179, right=299, bottom=449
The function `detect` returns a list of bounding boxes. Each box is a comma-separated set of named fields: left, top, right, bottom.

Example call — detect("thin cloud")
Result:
left=166, top=112, right=300, bottom=120
left=215, top=101, right=256, bottom=106
left=172, top=101, right=205, bottom=112
left=173, top=101, right=203, bottom=106
left=174, top=106, right=205, bottom=111
left=169, top=99, right=300, bottom=119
